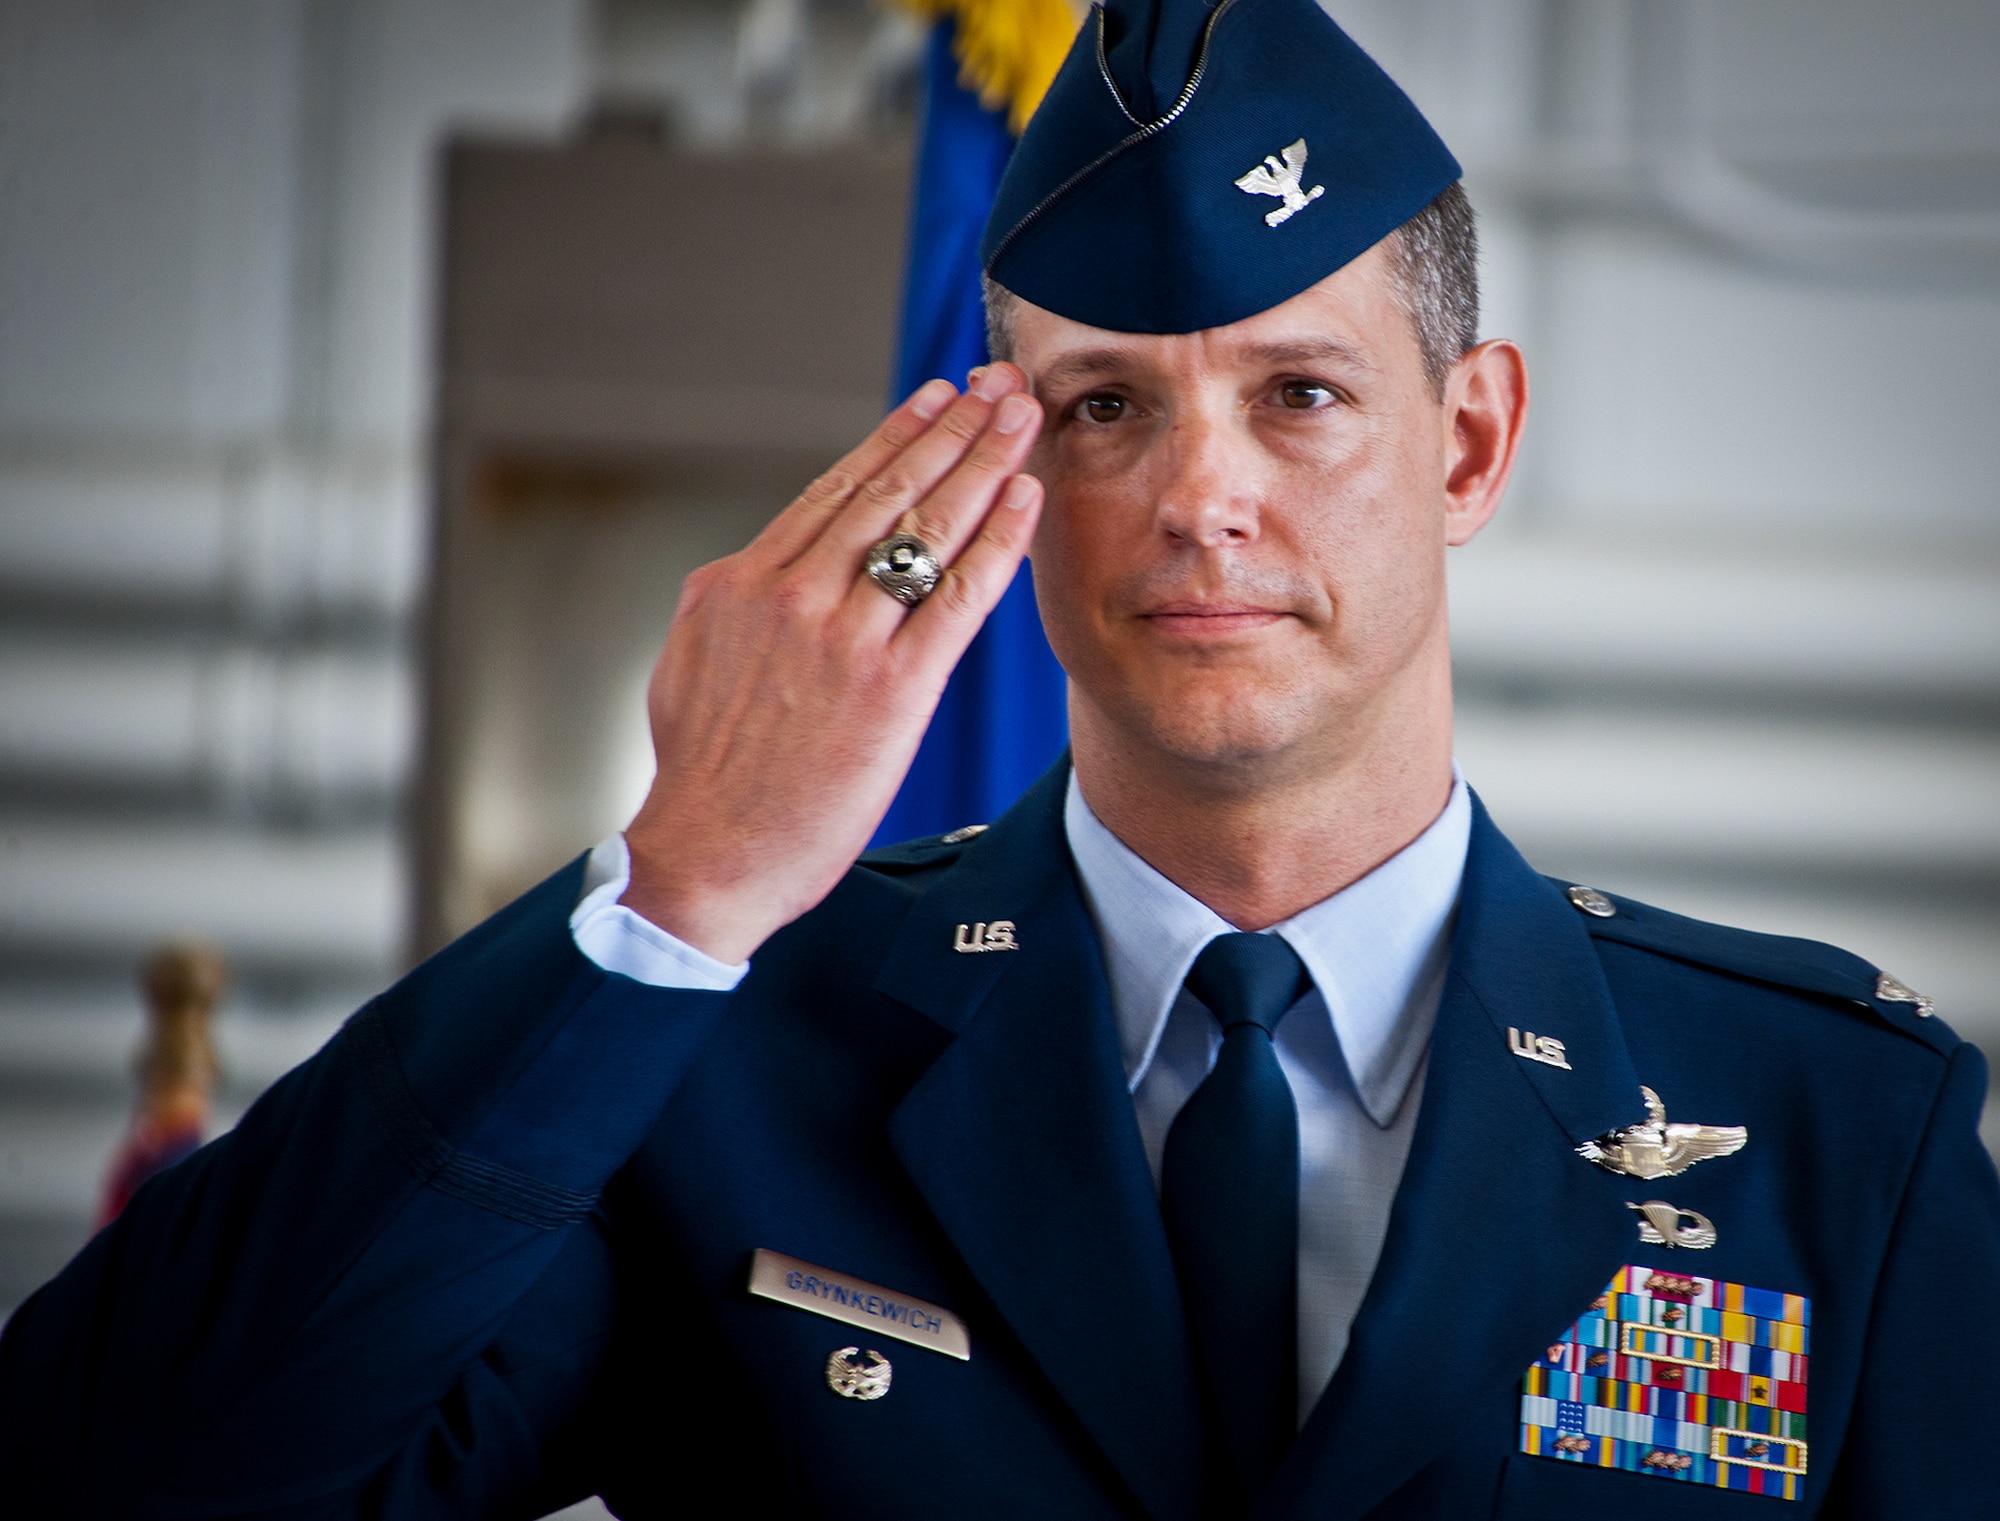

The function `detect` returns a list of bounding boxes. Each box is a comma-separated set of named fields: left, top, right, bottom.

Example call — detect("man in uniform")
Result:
left=4, top=0, right=1997, bottom=1515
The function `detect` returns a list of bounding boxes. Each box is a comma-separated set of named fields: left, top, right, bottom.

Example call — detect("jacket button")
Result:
left=1566, top=885, right=1617, bottom=918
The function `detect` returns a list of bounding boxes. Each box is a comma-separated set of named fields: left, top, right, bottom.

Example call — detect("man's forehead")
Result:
left=1012, top=259, right=1397, bottom=380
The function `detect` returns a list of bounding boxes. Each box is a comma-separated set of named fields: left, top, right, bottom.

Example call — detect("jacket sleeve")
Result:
left=0, top=857, right=732, bottom=1517
left=1825, top=1041, right=2000, bottom=1517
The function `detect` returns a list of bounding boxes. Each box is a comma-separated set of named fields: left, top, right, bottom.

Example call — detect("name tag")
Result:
left=747, top=1248, right=970, bottom=1361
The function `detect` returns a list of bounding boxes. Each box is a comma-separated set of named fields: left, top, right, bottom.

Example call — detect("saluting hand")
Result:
left=620, top=365, right=1046, bottom=965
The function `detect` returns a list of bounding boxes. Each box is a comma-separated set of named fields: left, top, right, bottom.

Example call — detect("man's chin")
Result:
left=1119, top=685, right=1325, bottom=775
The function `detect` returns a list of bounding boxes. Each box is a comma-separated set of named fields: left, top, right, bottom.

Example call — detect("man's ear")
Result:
left=1441, top=338, right=1528, bottom=546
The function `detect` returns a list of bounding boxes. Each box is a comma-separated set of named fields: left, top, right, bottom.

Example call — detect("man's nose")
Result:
left=1153, top=414, right=1261, bottom=548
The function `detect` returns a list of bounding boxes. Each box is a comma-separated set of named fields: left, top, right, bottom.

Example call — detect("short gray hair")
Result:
left=983, top=273, right=1018, bottom=366
left=982, top=181, right=1479, bottom=398
left=1384, top=181, right=1479, bottom=398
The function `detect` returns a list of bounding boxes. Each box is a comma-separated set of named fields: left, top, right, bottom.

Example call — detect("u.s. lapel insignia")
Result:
left=1579, top=1086, right=1747, bottom=1180
left=1234, top=138, right=1325, bottom=227
left=1523, top=1265, right=1811, bottom=1499
left=1509, top=1026, right=1572, bottom=1070
left=826, top=1346, right=892, bottom=1400
left=1630, top=1199, right=1718, bottom=1250
left=953, top=920, right=1017, bottom=953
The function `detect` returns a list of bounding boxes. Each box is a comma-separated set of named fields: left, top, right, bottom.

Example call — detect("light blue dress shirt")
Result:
left=1062, top=770, right=1470, bottom=1417
left=571, top=769, right=1472, bottom=1417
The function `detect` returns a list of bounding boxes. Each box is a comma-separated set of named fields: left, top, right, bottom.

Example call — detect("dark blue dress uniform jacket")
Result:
left=3, top=764, right=1996, bottom=1518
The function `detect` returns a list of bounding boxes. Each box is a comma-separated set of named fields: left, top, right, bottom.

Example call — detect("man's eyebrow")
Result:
left=1233, top=337, right=1375, bottom=372
left=1031, top=348, right=1144, bottom=395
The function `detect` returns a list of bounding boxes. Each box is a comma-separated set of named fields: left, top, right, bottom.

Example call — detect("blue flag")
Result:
left=871, top=19, right=1069, bottom=846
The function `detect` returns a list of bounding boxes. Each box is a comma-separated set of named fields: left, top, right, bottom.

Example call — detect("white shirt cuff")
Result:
left=569, top=834, right=750, bottom=992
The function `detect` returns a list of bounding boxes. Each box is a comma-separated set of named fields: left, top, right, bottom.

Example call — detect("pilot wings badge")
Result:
left=1579, top=1086, right=1747, bottom=1181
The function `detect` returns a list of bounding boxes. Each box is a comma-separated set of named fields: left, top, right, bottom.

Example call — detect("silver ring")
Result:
left=863, top=533, right=943, bottom=608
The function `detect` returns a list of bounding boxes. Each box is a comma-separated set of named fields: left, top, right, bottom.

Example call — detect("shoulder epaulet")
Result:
left=857, top=823, right=988, bottom=877
left=1548, top=877, right=1959, bottom=1057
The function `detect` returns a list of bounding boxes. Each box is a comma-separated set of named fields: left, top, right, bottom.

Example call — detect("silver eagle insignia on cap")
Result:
left=1579, top=1085, right=1747, bottom=1181
left=1234, top=139, right=1325, bottom=227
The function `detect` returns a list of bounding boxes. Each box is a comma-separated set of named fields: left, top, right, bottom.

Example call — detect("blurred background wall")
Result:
left=0, top=0, right=596, bottom=1309
left=0, top=0, right=1994, bottom=1359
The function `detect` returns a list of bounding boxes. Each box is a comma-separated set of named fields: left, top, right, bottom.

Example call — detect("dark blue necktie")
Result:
left=1161, top=932, right=1310, bottom=1506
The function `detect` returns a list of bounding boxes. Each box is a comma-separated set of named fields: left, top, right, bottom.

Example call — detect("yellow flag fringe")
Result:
left=891, top=0, right=1087, bottom=135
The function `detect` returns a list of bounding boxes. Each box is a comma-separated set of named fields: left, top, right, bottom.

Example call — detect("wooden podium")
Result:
left=416, top=128, right=910, bottom=955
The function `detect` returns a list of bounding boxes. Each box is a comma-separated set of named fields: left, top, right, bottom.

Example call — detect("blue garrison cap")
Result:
left=980, top=0, right=1461, bottom=335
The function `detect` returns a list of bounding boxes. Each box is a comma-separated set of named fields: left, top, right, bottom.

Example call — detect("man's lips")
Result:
left=1138, top=601, right=1289, bottom=634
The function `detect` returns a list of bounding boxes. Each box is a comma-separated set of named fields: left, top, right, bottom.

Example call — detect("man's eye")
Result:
left=1079, top=394, right=1127, bottom=423
left=1276, top=382, right=1334, bottom=410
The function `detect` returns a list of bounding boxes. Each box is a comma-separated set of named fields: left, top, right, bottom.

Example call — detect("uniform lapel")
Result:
left=1257, top=798, right=1646, bottom=1520
left=881, top=764, right=1209, bottom=1521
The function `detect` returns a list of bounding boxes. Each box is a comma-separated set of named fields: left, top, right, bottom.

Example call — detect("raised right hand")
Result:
left=619, top=365, right=1046, bottom=965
